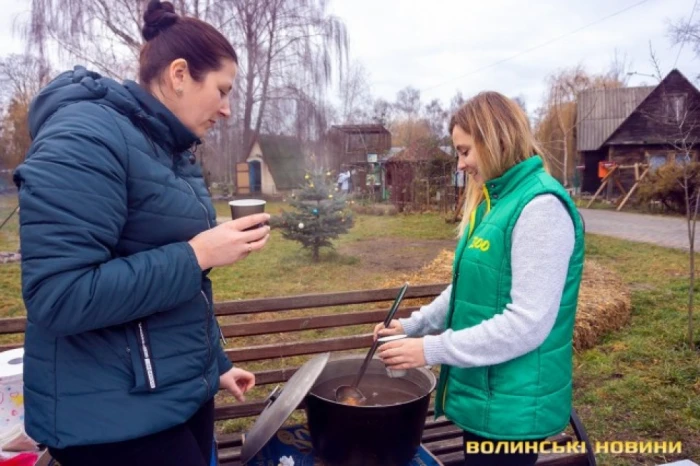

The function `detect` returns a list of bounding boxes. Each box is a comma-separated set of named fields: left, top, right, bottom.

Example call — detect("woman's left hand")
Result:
left=220, top=367, right=255, bottom=402
left=377, top=337, right=426, bottom=369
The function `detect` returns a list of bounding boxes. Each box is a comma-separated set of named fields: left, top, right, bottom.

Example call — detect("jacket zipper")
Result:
left=201, top=289, right=226, bottom=345
left=200, top=290, right=213, bottom=398
left=182, top=178, right=217, bottom=398
left=439, top=269, right=459, bottom=414
left=137, top=321, right=157, bottom=390
left=440, top=192, right=493, bottom=413
left=183, top=179, right=223, bottom=345
left=140, top=134, right=217, bottom=395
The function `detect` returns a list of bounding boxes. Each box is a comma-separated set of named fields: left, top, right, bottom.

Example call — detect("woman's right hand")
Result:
left=188, top=213, right=271, bottom=270
left=373, top=319, right=404, bottom=341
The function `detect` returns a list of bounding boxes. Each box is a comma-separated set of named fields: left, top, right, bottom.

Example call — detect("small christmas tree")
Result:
left=278, top=169, right=354, bottom=261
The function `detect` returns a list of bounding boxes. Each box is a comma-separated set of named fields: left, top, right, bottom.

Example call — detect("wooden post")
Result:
left=606, top=147, right=614, bottom=200
left=586, top=166, right=617, bottom=208
left=617, top=166, right=650, bottom=211
left=614, top=177, right=628, bottom=197
left=453, top=187, right=466, bottom=222
left=426, top=178, right=430, bottom=212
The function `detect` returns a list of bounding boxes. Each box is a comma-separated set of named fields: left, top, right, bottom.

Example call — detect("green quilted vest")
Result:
left=434, top=156, right=585, bottom=440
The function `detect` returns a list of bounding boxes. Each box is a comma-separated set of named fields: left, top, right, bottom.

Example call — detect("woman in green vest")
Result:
left=377, top=91, right=585, bottom=466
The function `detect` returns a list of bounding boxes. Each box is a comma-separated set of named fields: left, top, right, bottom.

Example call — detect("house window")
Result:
left=648, top=153, right=669, bottom=172
left=647, top=151, right=695, bottom=171
left=664, top=93, right=687, bottom=124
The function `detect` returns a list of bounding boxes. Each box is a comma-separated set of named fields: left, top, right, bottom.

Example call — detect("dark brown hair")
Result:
left=139, top=0, right=238, bottom=85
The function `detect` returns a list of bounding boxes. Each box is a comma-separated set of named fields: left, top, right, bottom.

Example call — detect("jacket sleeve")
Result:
left=211, top=310, right=233, bottom=375
left=398, top=285, right=452, bottom=337
left=15, top=102, right=203, bottom=337
left=217, top=344, right=234, bottom=375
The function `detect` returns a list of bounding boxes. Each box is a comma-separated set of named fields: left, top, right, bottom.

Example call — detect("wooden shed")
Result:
left=236, top=135, right=306, bottom=195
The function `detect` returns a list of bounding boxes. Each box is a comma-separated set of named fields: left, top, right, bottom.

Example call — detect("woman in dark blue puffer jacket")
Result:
left=13, top=1, right=270, bottom=464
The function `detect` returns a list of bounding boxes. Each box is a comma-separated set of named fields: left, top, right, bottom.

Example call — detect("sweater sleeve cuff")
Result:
left=399, top=317, right=422, bottom=337
left=423, top=334, right=449, bottom=366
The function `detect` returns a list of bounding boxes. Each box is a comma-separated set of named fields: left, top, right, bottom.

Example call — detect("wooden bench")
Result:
left=0, top=284, right=596, bottom=466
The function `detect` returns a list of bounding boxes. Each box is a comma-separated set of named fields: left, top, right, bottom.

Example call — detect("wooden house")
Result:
left=324, top=124, right=391, bottom=171
left=576, top=69, right=700, bottom=194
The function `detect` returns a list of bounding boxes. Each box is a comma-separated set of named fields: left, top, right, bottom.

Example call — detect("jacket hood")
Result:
left=28, top=65, right=200, bottom=153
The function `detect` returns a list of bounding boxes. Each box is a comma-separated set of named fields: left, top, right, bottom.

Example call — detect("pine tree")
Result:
left=278, top=169, right=354, bottom=261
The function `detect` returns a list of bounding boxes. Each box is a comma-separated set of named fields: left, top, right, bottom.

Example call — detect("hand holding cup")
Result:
left=229, top=199, right=267, bottom=230
left=188, top=213, right=270, bottom=270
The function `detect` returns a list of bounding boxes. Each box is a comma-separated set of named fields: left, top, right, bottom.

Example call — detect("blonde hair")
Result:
left=450, top=91, right=548, bottom=237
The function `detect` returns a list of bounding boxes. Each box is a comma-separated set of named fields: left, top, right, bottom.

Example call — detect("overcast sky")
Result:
left=1, top=0, right=699, bottom=115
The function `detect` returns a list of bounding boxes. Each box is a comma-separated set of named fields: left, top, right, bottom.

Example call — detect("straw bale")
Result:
left=381, top=250, right=631, bottom=351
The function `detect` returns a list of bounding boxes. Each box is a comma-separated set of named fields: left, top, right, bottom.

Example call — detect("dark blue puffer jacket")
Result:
left=13, top=66, right=232, bottom=448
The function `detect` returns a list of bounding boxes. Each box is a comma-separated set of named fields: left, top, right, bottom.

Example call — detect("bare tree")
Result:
left=337, top=60, right=372, bottom=124
left=394, top=86, right=421, bottom=121
left=0, top=54, right=53, bottom=171
left=643, top=49, right=700, bottom=349
left=228, top=0, right=348, bottom=161
left=668, top=2, right=700, bottom=79
left=371, top=98, right=393, bottom=126
left=391, top=119, right=432, bottom=147
left=0, top=54, right=51, bottom=108
left=551, top=70, right=587, bottom=186
left=536, top=64, right=627, bottom=185
left=424, top=99, right=448, bottom=141
left=23, top=0, right=349, bottom=186
left=390, top=86, right=424, bottom=145
left=606, top=48, right=633, bottom=86
left=0, top=99, right=32, bottom=171
left=448, top=90, right=466, bottom=118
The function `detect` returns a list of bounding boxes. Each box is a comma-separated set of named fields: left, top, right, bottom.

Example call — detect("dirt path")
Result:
left=339, top=238, right=457, bottom=272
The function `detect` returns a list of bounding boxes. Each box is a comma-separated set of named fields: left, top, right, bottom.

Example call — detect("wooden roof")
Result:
left=576, top=86, right=653, bottom=152
left=330, top=124, right=390, bottom=134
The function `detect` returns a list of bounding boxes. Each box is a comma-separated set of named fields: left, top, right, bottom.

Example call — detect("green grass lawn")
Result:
left=572, top=234, right=699, bottom=465
left=0, top=195, right=697, bottom=464
left=0, top=196, right=19, bottom=252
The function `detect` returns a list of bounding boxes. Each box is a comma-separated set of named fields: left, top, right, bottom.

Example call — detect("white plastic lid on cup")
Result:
left=228, top=199, right=266, bottom=207
left=378, top=334, right=408, bottom=343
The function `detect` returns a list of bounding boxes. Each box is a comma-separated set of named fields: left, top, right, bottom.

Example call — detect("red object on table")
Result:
left=0, top=453, right=40, bottom=466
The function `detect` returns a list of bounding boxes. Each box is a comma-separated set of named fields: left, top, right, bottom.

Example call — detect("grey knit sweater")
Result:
left=399, top=194, right=575, bottom=368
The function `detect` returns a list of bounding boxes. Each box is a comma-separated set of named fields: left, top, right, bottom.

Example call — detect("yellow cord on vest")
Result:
left=449, top=188, right=493, bottom=412
left=467, top=208, right=476, bottom=239
left=482, top=185, right=492, bottom=212
left=467, top=186, right=492, bottom=240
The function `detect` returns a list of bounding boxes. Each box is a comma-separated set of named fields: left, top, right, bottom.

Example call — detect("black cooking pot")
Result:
left=304, top=356, right=436, bottom=466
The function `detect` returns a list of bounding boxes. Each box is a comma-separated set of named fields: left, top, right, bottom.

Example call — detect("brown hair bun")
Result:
left=142, top=0, right=179, bottom=41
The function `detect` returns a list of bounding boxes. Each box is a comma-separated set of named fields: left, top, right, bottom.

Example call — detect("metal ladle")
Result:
left=335, top=283, right=409, bottom=405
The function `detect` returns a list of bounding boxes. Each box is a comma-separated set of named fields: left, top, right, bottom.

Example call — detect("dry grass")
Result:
left=574, top=260, right=631, bottom=351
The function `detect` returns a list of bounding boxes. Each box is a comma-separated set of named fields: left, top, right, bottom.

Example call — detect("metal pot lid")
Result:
left=240, top=352, right=330, bottom=465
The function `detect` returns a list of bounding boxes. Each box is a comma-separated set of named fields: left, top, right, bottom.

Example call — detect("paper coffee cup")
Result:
left=229, top=199, right=266, bottom=231
left=229, top=199, right=266, bottom=219
left=378, top=334, right=408, bottom=378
